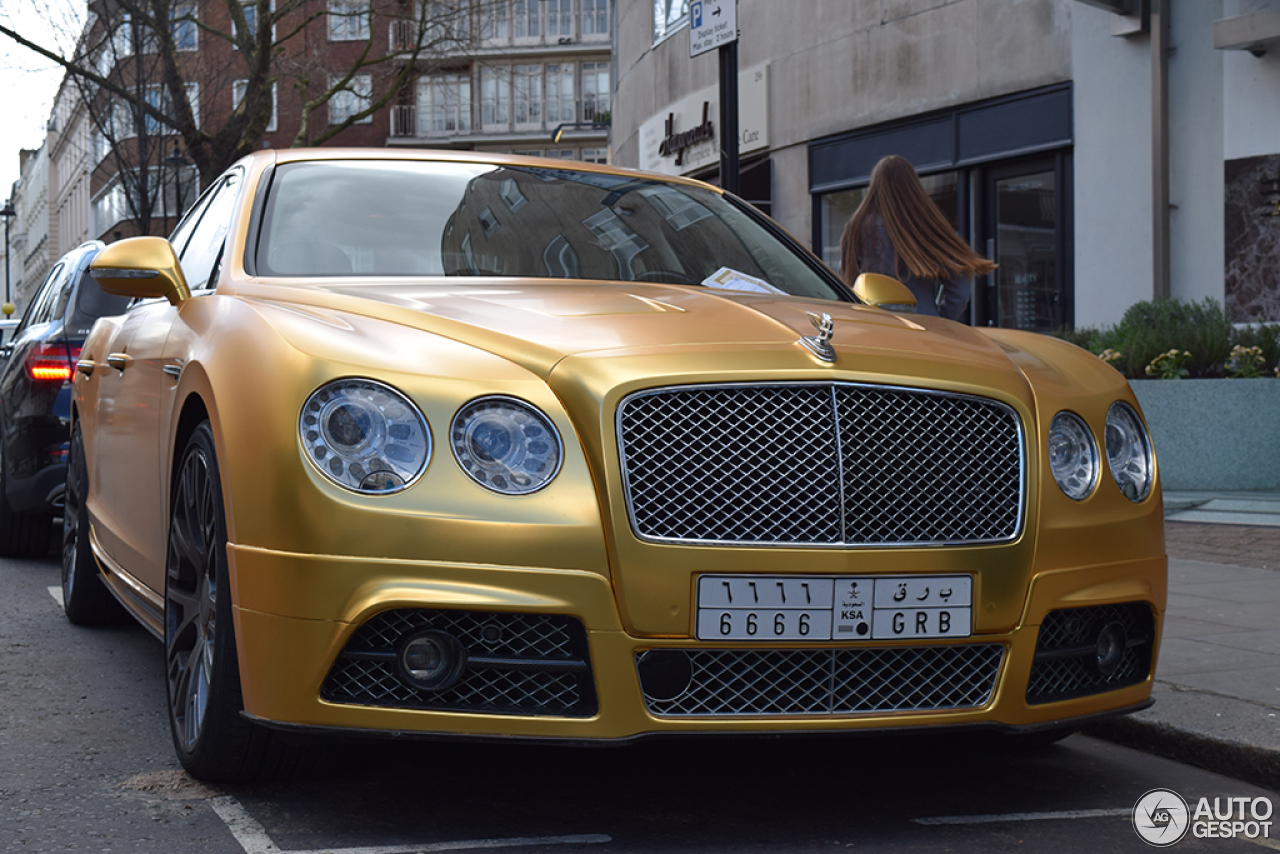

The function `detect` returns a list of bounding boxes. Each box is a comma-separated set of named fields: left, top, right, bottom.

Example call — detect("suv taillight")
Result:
left=25, top=343, right=80, bottom=382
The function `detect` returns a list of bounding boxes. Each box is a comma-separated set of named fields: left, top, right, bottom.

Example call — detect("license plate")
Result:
left=696, top=575, right=972, bottom=641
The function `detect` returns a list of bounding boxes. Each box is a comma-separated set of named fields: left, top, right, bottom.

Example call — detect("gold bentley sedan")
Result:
left=63, top=149, right=1165, bottom=782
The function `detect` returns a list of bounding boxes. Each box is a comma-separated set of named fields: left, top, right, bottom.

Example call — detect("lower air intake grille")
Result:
left=322, top=609, right=597, bottom=717
left=638, top=644, right=1004, bottom=716
left=1026, top=603, right=1155, bottom=705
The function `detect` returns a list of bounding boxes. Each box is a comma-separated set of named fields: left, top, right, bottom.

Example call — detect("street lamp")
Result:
left=0, top=201, right=15, bottom=317
left=549, top=118, right=610, bottom=144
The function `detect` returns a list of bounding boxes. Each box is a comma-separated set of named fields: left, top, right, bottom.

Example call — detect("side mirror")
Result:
left=852, top=273, right=917, bottom=313
left=90, top=237, right=191, bottom=307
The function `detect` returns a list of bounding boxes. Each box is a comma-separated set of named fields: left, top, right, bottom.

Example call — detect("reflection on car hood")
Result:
left=242, top=279, right=1020, bottom=378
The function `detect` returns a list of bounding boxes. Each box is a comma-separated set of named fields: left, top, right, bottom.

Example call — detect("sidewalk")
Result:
left=1082, top=492, right=1280, bottom=791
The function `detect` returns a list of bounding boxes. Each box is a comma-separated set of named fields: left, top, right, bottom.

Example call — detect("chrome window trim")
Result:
left=616, top=381, right=1027, bottom=549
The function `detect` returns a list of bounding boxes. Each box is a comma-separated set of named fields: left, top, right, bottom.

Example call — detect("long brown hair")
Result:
left=839, top=155, right=996, bottom=285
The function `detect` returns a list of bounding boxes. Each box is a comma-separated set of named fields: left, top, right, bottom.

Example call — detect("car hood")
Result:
left=238, top=278, right=1023, bottom=381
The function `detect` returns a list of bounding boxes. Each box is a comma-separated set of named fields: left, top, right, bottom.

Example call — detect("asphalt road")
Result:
left=3, top=551, right=1278, bottom=853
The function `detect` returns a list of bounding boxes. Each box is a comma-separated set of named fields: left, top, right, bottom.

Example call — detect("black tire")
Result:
left=61, top=422, right=125, bottom=625
left=165, top=421, right=308, bottom=782
left=0, top=430, right=53, bottom=558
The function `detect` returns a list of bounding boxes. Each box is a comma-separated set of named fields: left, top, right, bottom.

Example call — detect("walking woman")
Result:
left=839, top=155, right=996, bottom=321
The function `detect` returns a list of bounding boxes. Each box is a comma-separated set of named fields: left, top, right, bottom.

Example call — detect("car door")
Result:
left=88, top=171, right=243, bottom=594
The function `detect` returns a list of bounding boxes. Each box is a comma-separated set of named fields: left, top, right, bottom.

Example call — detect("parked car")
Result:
left=0, top=242, right=130, bottom=556
left=66, top=149, right=1166, bottom=782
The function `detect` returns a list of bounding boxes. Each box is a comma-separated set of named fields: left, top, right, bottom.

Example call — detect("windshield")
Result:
left=255, top=160, right=847, bottom=302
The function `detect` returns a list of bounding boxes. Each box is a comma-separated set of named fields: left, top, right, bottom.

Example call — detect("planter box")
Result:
left=1130, top=379, right=1280, bottom=491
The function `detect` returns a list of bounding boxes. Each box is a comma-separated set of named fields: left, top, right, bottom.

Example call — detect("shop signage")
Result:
left=657, top=102, right=715, bottom=166
left=640, top=64, right=769, bottom=177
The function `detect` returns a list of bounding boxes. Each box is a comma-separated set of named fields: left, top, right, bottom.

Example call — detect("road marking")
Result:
left=913, top=807, right=1131, bottom=825
left=211, top=795, right=610, bottom=854
left=48, top=586, right=63, bottom=606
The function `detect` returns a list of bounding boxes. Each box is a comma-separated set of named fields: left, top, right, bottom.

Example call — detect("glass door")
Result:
left=976, top=156, right=1071, bottom=331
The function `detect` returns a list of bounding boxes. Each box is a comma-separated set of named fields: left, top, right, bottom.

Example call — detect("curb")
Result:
left=1084, top=712, right=1280, bottom=793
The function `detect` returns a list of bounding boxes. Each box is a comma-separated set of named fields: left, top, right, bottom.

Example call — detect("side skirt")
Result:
left=89, top=525, right=164, bottom=640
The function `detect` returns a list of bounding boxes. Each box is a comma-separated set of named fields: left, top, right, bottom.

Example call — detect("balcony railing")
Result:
left=389, top=10, right=609, bottom=55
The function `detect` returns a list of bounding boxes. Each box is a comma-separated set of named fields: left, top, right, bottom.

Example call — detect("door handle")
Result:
left=76, top=360, right=96, bottom=377
left=106, top=353, right=132, bottom=371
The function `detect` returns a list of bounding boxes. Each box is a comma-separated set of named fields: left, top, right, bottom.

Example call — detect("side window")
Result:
left=178, top=171, right=243, bottom=290
left=16, top=263, right=66, bottom=334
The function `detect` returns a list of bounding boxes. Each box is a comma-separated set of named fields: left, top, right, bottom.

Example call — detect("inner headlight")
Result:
left=300, top=379, right=431, bottom=494
left=1105, top=401, right=1154, bottom=502
left=1048, top=411, right=1098, bottom=501
left=451, top=396, right=563, bottom=495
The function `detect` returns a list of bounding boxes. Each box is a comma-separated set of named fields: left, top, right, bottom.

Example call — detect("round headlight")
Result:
left=300, top=379, right=431, bottom=494
left=451, top=396, right=563, bottom=495
left=1048, top=411, right=1098, bottom=501
left=1106, top=401, right=1154, bottom=502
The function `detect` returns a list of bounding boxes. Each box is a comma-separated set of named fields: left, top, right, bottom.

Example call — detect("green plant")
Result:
left=1145, top=349, right=1192, bottom=379
left=1225, top=345, right=1266, bottom=378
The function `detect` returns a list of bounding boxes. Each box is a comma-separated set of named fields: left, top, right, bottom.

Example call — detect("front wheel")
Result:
left=165, top=421, right=307, bottom=782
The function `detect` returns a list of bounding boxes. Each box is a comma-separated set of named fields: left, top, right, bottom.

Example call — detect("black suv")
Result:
left=0, top=241, right=131, bottom=555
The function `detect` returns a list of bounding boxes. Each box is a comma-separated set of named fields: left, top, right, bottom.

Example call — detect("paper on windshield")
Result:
left=701, top=267, right=787, bottom=296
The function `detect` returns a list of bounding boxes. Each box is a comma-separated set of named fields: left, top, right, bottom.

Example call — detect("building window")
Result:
left=235, top=0, right=275, bottom=48
left=481, top=66, right=510, bottom=128
left=329, top=74, right=372, bottom=124
left=513, top=0, right=539, bottom=39
left=497, top=179, right=526, bottom=213
left=580, top=147, right=607, bottom=164
left=328, top=0, right=370, bottom=41
left=425, top=0, right=470, bottom=44
left=417, top=73, right=471, bottom=135
left=141, top=82, right=200, bottom=135
left=478, top=205, right=500, bottom=237
left=654, top=0, right=688, bottom=45
left=233, top=80, right=278, bottom=133
left=513, top=64, right=542, bottom=126
left=173, top=3, right=198, bottom=51
left=545, top=63, right=574, bottom=124
left=481, top=0, right=508, bottom=41
left=582, top=0, right=608, bottom=38
left=581, top=61, right=609, bottom=122
left=545, top=0, right=571, bottom=39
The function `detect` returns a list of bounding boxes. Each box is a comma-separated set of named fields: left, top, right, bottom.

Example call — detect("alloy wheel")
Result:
left=165, top=443, right=220, bottom=753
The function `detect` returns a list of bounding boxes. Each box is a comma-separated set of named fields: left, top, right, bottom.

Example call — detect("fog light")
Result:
left=1095, top=621, right=1128, bottom=676
left=636, top=650, right=692, bottom=702
left=399, top=631, right=466, bottom=690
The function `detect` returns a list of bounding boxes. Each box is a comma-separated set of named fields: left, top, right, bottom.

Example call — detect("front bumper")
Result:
left=228, top=545, right=1166, bottom=740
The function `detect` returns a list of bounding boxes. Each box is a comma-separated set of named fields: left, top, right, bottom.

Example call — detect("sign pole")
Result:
left=718, top=39, right=740, bottom=196
left=690, top=0, right=739, bottom=195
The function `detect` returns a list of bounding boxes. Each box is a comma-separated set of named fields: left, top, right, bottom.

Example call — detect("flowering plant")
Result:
left=1225, top=345, right=1266, bottom=378
left=1145, top=349, right=1192, bottom=380
left=1098, top=349, right=1123, bottom=366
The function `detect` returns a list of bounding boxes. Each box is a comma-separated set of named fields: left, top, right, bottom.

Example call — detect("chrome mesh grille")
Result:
left=639, top=644, right=1004, bottom=716
left=1026, top=603, right=1155, bottom=705
left=618, top=383, right=1023, bottom=545
left=321, top=609, right=596, bottom=717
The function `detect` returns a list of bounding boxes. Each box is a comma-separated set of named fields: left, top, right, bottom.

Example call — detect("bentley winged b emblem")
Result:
left=798, top=312, right=837, bottom=363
